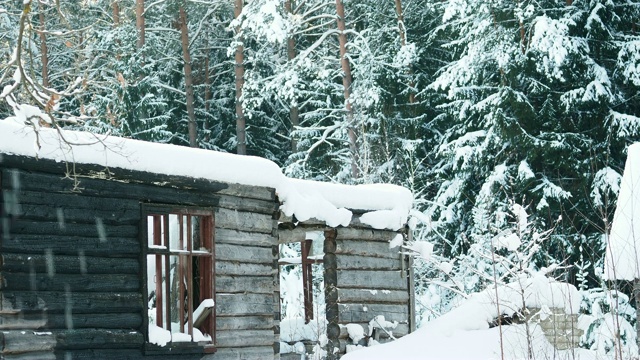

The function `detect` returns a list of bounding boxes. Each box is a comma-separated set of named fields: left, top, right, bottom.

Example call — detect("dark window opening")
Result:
left=145, top=209, right=215, bottom=351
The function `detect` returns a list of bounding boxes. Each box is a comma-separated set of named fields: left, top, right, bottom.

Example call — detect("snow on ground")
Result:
left=604, top=142, right=640, bottom=280
left=342, top=323, right=601, bottom=360
left=342, top=273, right=600, bottom=360
left=0, top=120, right=412, bottom=230
left=280, top=317, right=326, bottom=342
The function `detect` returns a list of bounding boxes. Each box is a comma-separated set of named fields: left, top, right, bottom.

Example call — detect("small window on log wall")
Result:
left=145, top=208, right=215, bottom=352
left=279, top=231, right=325, bottom=324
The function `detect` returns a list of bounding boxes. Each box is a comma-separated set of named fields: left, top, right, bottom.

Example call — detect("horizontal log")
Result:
left=215, top=261, right=276, bottom=276
left=216, top=208, right=275, bottom=234
left=337, top=270, right=408, bottom=290
left=13, top=191, right=140, bottom=225
left=335, top=240, right=401, bottom=259
left=1, top=291, right=142, bottom=313
left=216, top=228, right=276, bottom=247
left=138, top=193, right=277, bottom=216
left=337, top=288, right=409, bottom=304
left=216, top=293, right=274, bottom=316
left=1, top=234, right=140, bottom=256
left=203, top=346, right=275, bottom=360
left=8, top=220, right=138, bottom=239
left=18, top=202, right=139, bottom=226
left=336, top=255, right=402, bottom=270
left=216, top=315, right=274, bottom=331
left=338, top=304, right=409, bottom=323
left=59, top=349, right=218, bottom=360
left=0, top=330, right=56, bottom=354
left=338, top=323, right=409, bottom=339
left=2, top=161, right=275, bottom=202
left=55, top=329, right=143, bottom=350
left=216, top=243, right=274, bottom=264
left=0, top=253, right=140, bottom=275
left=281, top=353, right=303, bottom=360
left=216, top=276, right=276, bottom=294
left=0, top=312, right=142, bottom=330
left=278, top=228, right=313, bottom=244
left=216, top=196, right=278, bottom=215
left=2, top=351, right=56, bottom=360
left=216, top=330, right=275, bottom=347
left=1, top=273, right=139, bottom=292
left=336, top=228, right=401, bottom=242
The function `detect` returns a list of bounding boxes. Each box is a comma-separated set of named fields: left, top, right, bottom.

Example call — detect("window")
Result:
left=144, top=207, right=215, bottom=352
left=279, top=231, right=325, bottom=323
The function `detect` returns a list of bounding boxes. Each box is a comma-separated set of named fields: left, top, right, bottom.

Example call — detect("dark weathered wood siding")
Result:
left=0, top=155, right=279, bottom=360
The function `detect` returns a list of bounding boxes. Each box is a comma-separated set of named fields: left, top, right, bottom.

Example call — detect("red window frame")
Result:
left=145, top=207, right=216, bottom=351
left=279, top=239, right=323, bottom=324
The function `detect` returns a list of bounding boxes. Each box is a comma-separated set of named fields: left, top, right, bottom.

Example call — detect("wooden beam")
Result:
left=277, top=228, right=307, bottom=244
left=1, top=156, right=277, bottom=202
left=215, top=293, right=273, bottom=316
left=0, top=273, right=139, bottom=292
left=337, top=270, right=408, bottom=290
left=338, top=304, right=408, bottom=323
left=216, top=315, right=273, bottom=331
left=216, top=330, right=275, bottom=347
left=215, top=261, right=276, bottom=276
left=1, top=291, right=142, bottom=313
left=0, top=253, right=139, bottom=274
left=2, top=234, right=140, bottom=256
left=216, top=243, right=274, bottom=264
left=323, top=229, right=339, bottom=360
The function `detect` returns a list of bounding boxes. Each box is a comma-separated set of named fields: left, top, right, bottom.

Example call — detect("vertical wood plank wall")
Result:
left=0, top=158, right=280, bottom=360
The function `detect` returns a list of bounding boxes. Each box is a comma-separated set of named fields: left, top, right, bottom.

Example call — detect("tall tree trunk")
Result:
left=203, top=34, right=211, bottom=143
left=335, top=0, right=358, bottom=179
left=517, top=1, right=526, bottom=54
left=285, top=0, right=299, bottom=153
left=112, top=0, right=120, bottom=26
left=38, top=3, right=49, bottom=88
left=136, top=0, right=145, bottom=49
left=179, top=5, right=197, bottom=148
left=113, top=0, right=121, bottom=60
left=234, top=0, right=247, bottom=155
left=394, top=0, right=415, bottom=104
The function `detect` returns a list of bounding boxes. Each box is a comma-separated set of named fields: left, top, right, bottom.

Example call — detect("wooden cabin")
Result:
left=0, top=121, right=414, bottom=359
left=277, top=215, right=415, bottom=359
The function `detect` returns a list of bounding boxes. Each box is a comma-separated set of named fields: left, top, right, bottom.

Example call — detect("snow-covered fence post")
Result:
left=604, top=143, right=640, bottom=356
left=324, top=228, right=340, bottom=359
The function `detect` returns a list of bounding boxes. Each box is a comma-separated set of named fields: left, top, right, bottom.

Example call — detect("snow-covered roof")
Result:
left=0, top=120, right=412, bottom=230
left=605, top=143, right=640, bottom=280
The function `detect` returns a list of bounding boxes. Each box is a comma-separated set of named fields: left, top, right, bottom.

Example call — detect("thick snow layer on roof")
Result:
left=0, top=120, right=412, bottom=229
left=282, top=179, right=412, bottom=228
left=605, top=143, right=640, bottom=280
left=342, top=274, right=590, bottom=360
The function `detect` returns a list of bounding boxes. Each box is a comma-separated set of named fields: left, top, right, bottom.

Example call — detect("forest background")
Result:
left=1, top=0, right=640, bottom=353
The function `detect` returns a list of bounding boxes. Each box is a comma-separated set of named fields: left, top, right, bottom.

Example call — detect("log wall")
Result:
left=0, top=155, right=280, bottom=360
left=333, top=227, right=412, bottom=355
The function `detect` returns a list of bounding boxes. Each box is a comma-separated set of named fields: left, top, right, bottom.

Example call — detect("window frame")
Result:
left=141, top=204, right=216, bottom=355
left=278, top=236, right=324, bottom=324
